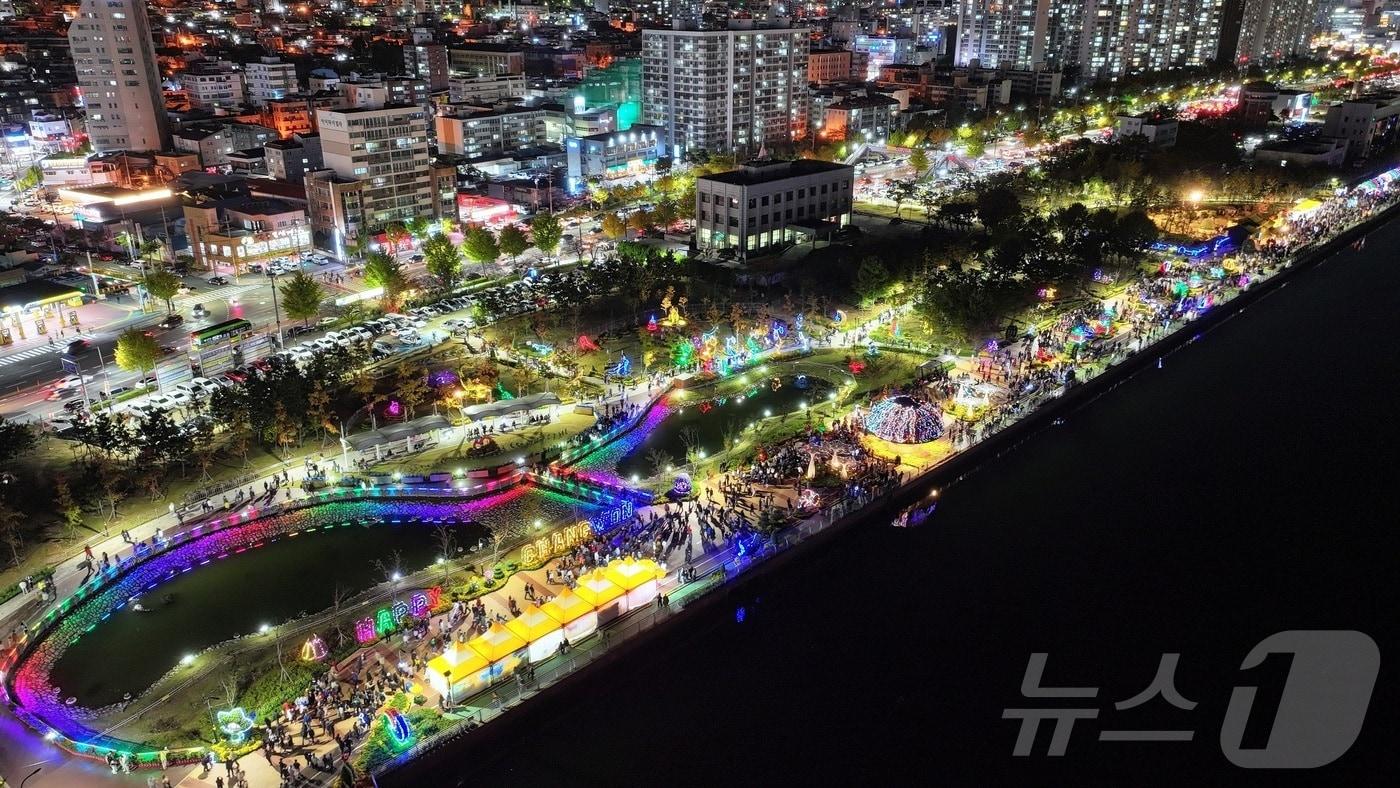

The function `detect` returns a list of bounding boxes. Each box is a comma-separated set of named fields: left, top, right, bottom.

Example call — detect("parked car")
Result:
left=145, top=394, right=177, bottom=411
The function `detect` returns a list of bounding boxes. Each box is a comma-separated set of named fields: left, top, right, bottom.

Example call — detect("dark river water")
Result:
left=395, top=217, right=1400, bottom=786
left=48, top=524, right=469, bottom=707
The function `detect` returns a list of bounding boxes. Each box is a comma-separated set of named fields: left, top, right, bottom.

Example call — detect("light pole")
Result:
left=83, top=250, right=104, bottom=302
left=93, top=344, right=113, bottom=400
left=333, top=414, right=350, bottom=470
left=266, top=269, right=284, bottom=347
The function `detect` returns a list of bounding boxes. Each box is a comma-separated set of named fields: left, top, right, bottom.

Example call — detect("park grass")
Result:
left=359, top=410, right=597, bottom=474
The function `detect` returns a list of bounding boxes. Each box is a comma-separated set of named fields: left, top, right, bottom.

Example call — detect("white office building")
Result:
left=68, top=0, right=169, bottom=153
left=642, top=24, right=809, bottom=156
left=695, top=159, right=854, bottom=259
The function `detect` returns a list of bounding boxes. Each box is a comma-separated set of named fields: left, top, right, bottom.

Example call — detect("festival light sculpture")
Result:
left=864, top=395, right=944, bottom=444
left=381, top=708, right=412, bottom=748
left=217, top=708, right=256, bottom=744
left=300, top=634, right=328, bottom=662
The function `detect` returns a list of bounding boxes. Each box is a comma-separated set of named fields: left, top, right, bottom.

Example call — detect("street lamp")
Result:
left=266, top=269, right=284, bottom=347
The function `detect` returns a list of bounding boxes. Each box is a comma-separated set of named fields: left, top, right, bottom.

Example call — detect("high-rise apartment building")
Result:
left=956, top=0, right=1229, bottom=80
left=1234, top=0, right=1322, bottom=64
left=315, top=105, right=432, bottom=231
left=954, top=0, right=1050, bottom=71
left=1078, top=1, right=1227, bottom=79
left=642, top=24, right=809, bottom=155
left=68, top=0, right=169, bottom=153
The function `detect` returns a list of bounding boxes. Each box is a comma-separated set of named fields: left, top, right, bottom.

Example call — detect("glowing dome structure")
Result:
left=864, top=396, right=944, bottom=444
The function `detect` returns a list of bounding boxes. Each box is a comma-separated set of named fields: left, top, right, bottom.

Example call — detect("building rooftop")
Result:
left=1256, top=138, right=1346, bottom=155
left=829, top=95, right=900, bottom=110
left=699, top=159, right=853, bottom=187
left=450, top=43, right=524, bottom=53
left=0, top=279, right=82, bottom=311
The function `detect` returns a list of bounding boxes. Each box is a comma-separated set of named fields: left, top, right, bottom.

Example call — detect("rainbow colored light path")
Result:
left=2, top=489, right=600, bottom=761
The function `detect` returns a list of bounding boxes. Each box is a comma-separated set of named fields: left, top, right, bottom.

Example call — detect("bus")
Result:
left=190, top=318, right=253, bottom=348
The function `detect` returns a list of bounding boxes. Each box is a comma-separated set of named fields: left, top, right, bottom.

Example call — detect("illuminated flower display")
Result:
left=864, top=396, right=944, bottom=444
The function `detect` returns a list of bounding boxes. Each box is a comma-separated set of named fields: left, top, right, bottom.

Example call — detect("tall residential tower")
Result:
left=69, top=0, right=169, bottom=153
left=642, top=23, right=809, bottom=155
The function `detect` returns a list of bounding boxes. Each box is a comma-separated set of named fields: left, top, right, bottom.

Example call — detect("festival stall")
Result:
left=539, top=586, right=599, bottom=641
left=602, top=557, right=665, bottom=610
left=572, top=569, right=626, bottom=623
left=424, top=641, right=491, bottom=699
left=467, top=622, right=528, bottom=679
left=504, top=604, right=565, bottom=663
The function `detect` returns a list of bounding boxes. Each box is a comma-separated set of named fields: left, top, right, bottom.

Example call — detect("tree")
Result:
left=363, top=252, right=408, bottom=310
left=279, top=271, right=326, bottom=325
left=269, top=401, right=299, bottom=457
left=383, top=222, right=411, bottom=254
left=134, top=410, right=192, bottom=470
left=114, top=230, right=139, bottom=261
left=652, top=201, right=678, bottom=230
left=646, top=448, right=673, bottom=477
left=422, top=234, right=462, bottom=289
left=0, top=416, right=37, bottom=465
left=138, top=237, right=164, bottom=265
left=889, top=180, right=916, bottom=219
left=53, top=476, right=85, bottom=541
left=353, top=371, right=381, bottom=420
left=909, top=147, right=930, bottom=175
left=497, top=224, right=530, bottom=266
left=627, top=209, right=654, bottom=234
left=343, top=234, right=367, bottom=261
left=0, top=501, right=23, bottom=567
left=975, top=187, right=1022, bottom=229
left=528, top=211, right=563, bottom=258
left=394, top=363, right=431, bottom=419
left=405, top=216, right=432, bottom=243
left=601, top=212, right=627, bottom=240
left=853, top=256, right=891, bottom=306
left=14, top=164, right=41, bottom=192
left=1115, top=210, right=1160, bottom=254
left=143, top=269, right=181, bottom=312
left=462, top=226, right=500, bottom=274
left=307, top=381, right=333, bottom=447
left=113, top=328, right=160, bottom=376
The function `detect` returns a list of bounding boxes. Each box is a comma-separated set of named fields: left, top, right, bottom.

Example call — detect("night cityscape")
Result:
left=0, top=1, right=1396, bottom=785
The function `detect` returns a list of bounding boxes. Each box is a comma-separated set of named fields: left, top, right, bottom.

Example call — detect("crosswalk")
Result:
left=0, top=332, right=96, bottom=368
left=175, top=283, right=261, bottom=305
